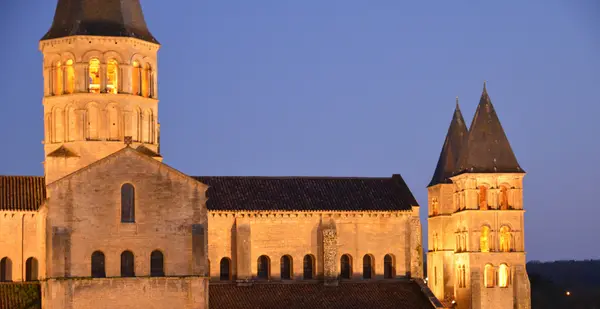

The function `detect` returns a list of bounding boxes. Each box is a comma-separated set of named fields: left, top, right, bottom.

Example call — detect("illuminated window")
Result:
left=65, top=59, right=75, bottom=94
left=479, top=186, right=488, bottom=210
left=484, top=264, right=494, bottom=287
left=433, top=232, right=439, bottom=251
left=88, top=58, right=101, bottom=93
left=384, top=254, right=395, bottom=279
left=220, top=257, right=231, bottom=280
left=257, top=255, right=270, bottom=280
left=121, top=251, right=135, bottom=277
left=363, top=255, right=373, bottom=279
left=150, top=250, right=164, bottom=277
left=132, top=61, right=141, bottom=95
left=54, top=62, right=63, bottom=95
left=500, top=186, right=509, bottom=210
left=280, top=255, right=292, bottom=280
left=340, top=254, right=352, bottom=279
left=142, top=63, right=152, bottom=97
left=498, top=264, right=509, bottom=287
left=303, top=255, right=314, bottom=280
left=480, top=226, right=490, bottom=252
left=500, top=226, right=512, bottom=252
left=91, top=251, right=105, bottom=278
left=432, top=197, right=439, bottom=215
left=107, top=59, right=119, bottom=94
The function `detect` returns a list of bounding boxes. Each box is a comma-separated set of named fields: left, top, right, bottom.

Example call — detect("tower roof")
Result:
left=428, top=98, right=468, bottom=187
left=454, top=83, right=524, bottom=175
left=41, top=0, right=158, bottom=44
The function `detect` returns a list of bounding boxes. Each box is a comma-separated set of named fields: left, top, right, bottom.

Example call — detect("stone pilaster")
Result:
left=235, top=219, right=252, bottom=281
left=410, top=216, right=423, bottom=279
left=322, top=227, right=338, bottom=286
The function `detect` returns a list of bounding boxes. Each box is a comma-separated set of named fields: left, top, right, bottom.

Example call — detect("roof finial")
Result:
left=483, top=80, right=487, bottom=91
left=455, top=96, right=460, bottom=110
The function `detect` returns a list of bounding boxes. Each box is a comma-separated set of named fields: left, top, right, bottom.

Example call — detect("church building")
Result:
left=0, top=1, right=530, bottom=308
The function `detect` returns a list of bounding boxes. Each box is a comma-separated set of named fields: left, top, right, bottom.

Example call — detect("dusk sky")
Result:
left=0, top=0, right=598, bottom=262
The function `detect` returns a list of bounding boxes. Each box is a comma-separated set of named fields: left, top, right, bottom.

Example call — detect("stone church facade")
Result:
left=0, top=1, right=530, bottom=309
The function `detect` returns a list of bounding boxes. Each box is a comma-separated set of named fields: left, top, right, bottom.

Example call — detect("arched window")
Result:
left=88, top=58, right=101, bottom=93
left=498, top=264, right=509, bottom=287
left=121, top=251, right=135, bottom=277
left=142, top=63, right=152, bottom=98
left=220, top=257, right=231, bottom=280
left=54, top=61, right=63, bottom=95
left=499, top=186, right=509, bottom=210
left=499, top=226, right=512, bottom=252
left=384, top=254, right=395, bottom=279
left=150, top=250, right=164, bottom=277
left=66, top=106, right=77, bottom=141
left=0, top=257, right=12, bottom=282
left=87, top=104, right=99, bottom=140
left=484, top=264, right=494, bottom=287
left=45, top=113, right=53, bottom=143
left=479, top=186, right=488, bottom=210
left=431, top=197, right=439, bottom=215
left=107, top=59, right=119, bottom=94
left=91, top=251, right=106, bottom=278
left=280, top=255, right=292, bottom=280
left=303, top=255, right=314, bottom=280
left=108, top=104, right=120, bottom=141
left=132, top=61, right=141, bottom=95
left=121, top=183, right=135, bottom=223
left=25, top=257, right=38, bottom=281
left=340, top=254, right=352, bottom=279
left=363, top=255, right=373, bottom=279
left=257, top=255, right=270, bottom=280
left=480, top=226, right=490, bottom=252
left=65, top=59, right=75, bottom=94
left=457, top=265, right=467, bottom=288
left=53, top=107, right=64, bottom=142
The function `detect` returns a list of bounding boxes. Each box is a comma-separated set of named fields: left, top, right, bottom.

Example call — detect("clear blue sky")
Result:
left=0, top=0, right=598, bottom=262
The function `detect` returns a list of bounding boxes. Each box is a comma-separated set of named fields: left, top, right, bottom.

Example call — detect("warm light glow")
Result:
left=132, top=61, right=141, bottom=95
left=500, top=185, right=509, bottom=210
left=65, top=59, right=74, bottom=94
left=566, top=291, right=571, bottom=296
left=479, top=186, right=488, bottom=209
left=480, top=226, right=490, bottom=252
left=54, top=61, right=63, bottom=95
left=107, top=59, right=119, bottom=94
left=142, top=63, right=152, bottom=97
left=484, top=264, right=494, bottom=287
left=500, top=226, right=512, bottom=252
left=498, top=264, right=509, bottom=287
left=432, top=198, right=439, bottom=215
left=88, top=58, right=101, bottom=93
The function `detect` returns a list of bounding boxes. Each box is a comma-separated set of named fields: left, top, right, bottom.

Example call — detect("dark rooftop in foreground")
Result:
left=209, top=281, right=435, bottom=309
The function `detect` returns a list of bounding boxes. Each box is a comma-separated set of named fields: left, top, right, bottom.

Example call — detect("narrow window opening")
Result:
left=88, top=58, right=101, bottom=93
left=121, top=183, right=135, bottom=223
left=65, top=59, right=75, bottom=94
left=150, top=250, right=164, bottom=277
left=25, top=257, right=38, bottom=281
left=121, top=251, right=135, bottom=277
left=280, top=255, right=292, bottom=280
left=303, top=255, right=314, bottom=280
left=384, top=254, right=394, bottom=279
left=0, top=257, right=12, bottom=282
left=257, top=255, right=270, bottom=280
left=363, top=255, right=373, bottom=279
left=91, top=251, right=106, bottom=278
left=107, top=59, right=119, bottom=94
left=340, top=254, right=352, bottom=279
left=220, top=258, right=231, bottom=280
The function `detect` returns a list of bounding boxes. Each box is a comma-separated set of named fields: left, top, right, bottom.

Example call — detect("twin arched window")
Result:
left=499, top=226, right=512, bottom=252
left=484, top=264, right=510, bottom=288
left=133, top=61, right=154, bottom=98
left=121, top=183, right=135, bottom=223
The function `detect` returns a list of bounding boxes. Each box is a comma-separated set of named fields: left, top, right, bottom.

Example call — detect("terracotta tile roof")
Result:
left=0, top=283, right=41, bottom=309
left=194, top=174, right=418, bottom=211
left=0, top=176, right=46, bottom=211
left=209, top=281, right=435, bottom=309
left=42, top=0, right=158, bottom=44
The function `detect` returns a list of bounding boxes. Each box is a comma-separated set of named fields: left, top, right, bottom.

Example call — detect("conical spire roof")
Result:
left=41, top=0, right=158, bottom=44
left=454, top=83, right=523, bottom=175
left=428, top=98, right=468, bottom=187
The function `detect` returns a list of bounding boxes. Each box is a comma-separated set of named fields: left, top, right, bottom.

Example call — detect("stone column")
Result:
left=75, top=62, right=87, bottom=93
left=322, top=225, right=338, bottom=286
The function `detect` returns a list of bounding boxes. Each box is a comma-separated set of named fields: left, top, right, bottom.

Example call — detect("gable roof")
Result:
left=454, top=84, right=524, bottom=175
left=428, top=99, right=468, bottom=187
left=47, top=145, right=79, bottom=158
left=209, top=281, right=435, bottom=309
left=42, top=0, right=158, bottom=44
left=0, top=176, right=46, bottom=211
left=193, top=174, right=418, bottom=212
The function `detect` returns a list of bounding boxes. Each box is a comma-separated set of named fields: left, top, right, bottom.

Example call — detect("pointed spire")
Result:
left=42, top=0, right=158, bottom=43
left=428, top=99, right=469, bottom=187
left=454, top=85, right=523, bottom=175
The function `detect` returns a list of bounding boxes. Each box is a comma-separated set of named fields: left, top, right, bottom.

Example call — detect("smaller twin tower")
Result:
left=427, top=85, right=531, bottom=309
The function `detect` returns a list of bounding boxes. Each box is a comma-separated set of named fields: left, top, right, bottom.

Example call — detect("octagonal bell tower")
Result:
left=40, top=0, right=162, bottom=184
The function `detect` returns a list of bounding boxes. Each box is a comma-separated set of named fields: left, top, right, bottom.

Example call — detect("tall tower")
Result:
left=40, top=0, right=161, bottom=184
left=427, top=84, right=531, bottom=309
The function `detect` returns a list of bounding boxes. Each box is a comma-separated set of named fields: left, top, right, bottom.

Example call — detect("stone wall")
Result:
left=42, top=277, right=207, bottom=309
left=0, top=211, right=46, bottom=281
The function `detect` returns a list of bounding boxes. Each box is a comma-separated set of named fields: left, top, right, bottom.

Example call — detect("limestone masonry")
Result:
left=0, top=1, right=531, bottom=308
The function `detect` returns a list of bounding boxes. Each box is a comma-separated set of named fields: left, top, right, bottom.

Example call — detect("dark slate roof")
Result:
left=47, top=145, right=79, bottom=158
left=0, top=176, right=46, bottom=211
left=193, top=174, right=418, bottom=211
left=209, top=281, right=435, bottom=309
left=428, top=99, right=468, bottom=187
left=0, top=283, right=41, bottom=309
left=42, top=0, right=158, bottom=44
left=454, top=84, right=524, bottom=175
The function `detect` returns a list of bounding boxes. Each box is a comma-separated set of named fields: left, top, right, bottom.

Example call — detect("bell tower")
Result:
left=39, top=0, right=162, bottom=184
left=427, top=84, right=531, bottom=309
